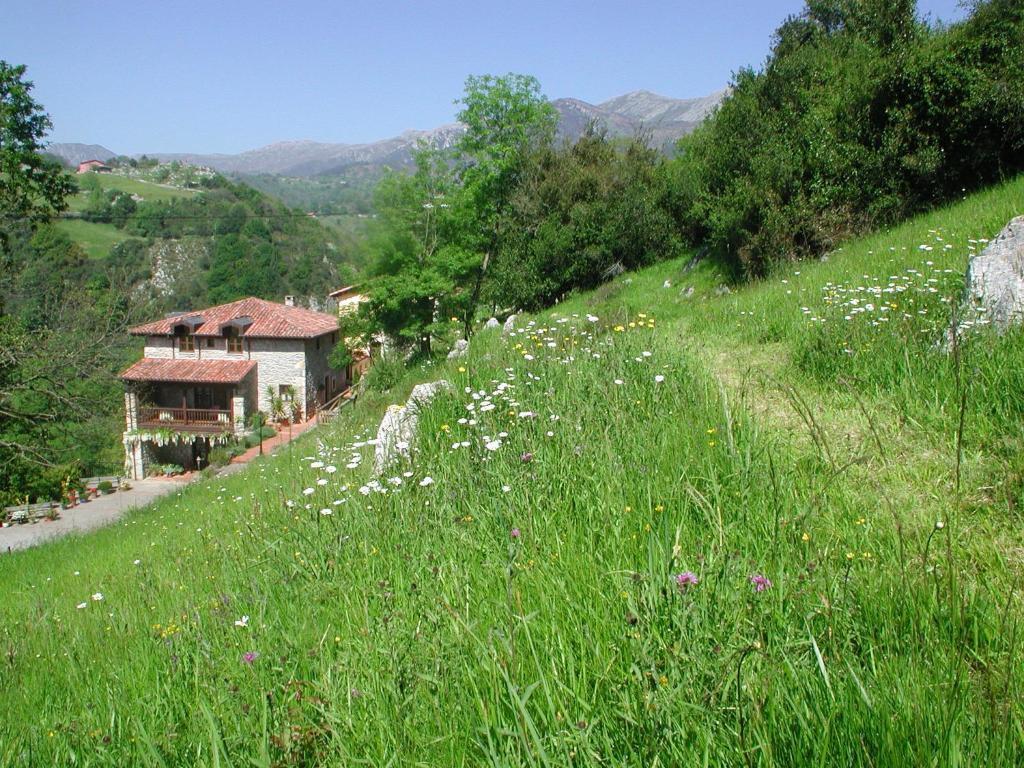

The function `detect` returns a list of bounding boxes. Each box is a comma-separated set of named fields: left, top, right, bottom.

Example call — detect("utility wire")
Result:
left=0, top=210, right=354, bottom=223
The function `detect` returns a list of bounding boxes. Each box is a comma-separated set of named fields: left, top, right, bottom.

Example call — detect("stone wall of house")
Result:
left=144, top=336, right=174, bottom=358
left=304, top=335, right=342, bottom=414
left=249, top=339, right=308, bottom=417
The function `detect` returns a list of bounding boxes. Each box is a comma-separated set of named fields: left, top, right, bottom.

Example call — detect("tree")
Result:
left=668, top=0, right=1024, bottom=274
left=454, top=73, right=557, bottom=332
left=363, top=148, right=478, bottom=356
left=0, top=61, right=75, bottom=240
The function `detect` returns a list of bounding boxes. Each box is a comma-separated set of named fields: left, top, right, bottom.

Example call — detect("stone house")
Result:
left=120, top=297, right=344, bottom=478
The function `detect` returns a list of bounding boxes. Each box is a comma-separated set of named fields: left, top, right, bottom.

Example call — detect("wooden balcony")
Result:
left=138, top=406, right=233, bottom=433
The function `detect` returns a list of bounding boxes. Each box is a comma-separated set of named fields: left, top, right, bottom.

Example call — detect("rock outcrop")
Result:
left=959, top=216, right=1024, bottom=334
left=502, top=315, right=517, bottom=335
left=447, top=339, right=469, bottom=359
left=484, top=317, right=500, bottom=330
left=372, top=380, right=451, bottom=474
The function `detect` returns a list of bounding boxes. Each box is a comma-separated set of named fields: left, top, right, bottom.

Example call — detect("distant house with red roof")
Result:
left=77, top=159, right=111, bottom=174
left=120, top=296, right=344, bottom=478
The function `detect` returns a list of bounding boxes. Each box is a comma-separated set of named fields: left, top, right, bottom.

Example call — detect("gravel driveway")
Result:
left=0, top=477, right=192, bottom=554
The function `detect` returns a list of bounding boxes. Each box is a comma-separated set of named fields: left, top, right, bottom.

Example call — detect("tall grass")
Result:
left=1, top=177, right=1023, bottom=765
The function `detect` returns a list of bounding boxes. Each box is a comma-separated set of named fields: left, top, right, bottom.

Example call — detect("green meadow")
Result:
left=57, top=173, right=199, bottom=259
left=1, top=177, right=1022, bottom=766
left=66, top=173, right=199, bottom=213
left=54, top=218, right=138, bottom=260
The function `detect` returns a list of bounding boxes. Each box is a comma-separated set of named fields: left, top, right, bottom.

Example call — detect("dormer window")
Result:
left=174, top=326, right=196, bottom=352
left=219, top=316, right=252, bottom=355
left=225, top=327, right=243, bottom=354
left=171, top=315, right=203, bottom=353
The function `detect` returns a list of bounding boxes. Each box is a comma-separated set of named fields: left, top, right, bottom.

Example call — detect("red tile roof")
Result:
left=120, top=358, right=257, bottom=384
left=129, top=297, right=339, bottom=339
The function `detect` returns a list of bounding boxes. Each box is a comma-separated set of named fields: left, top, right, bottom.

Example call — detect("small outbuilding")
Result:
left=77, top=159, right=111, bottom=174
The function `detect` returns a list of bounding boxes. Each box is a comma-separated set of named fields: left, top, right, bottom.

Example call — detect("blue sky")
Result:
left=3, top=0, right=967, bottom=154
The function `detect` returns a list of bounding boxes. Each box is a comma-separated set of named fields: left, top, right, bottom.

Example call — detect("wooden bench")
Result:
left=3, top=501, right=59, bottom=524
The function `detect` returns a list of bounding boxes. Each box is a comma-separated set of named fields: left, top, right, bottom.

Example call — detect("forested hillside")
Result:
left=671, top=0, right=1024, bottom=274
left=0, top=164, right=359, bottom=506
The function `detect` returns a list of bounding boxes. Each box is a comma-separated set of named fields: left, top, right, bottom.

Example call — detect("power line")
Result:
left=0, top=210, right=352, bottom=223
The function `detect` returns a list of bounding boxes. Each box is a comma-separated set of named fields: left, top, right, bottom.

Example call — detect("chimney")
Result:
left=284, top=295, right=295, bottom=307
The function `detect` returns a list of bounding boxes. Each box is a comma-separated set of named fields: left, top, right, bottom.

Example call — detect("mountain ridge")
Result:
left=49, top=88, right=724, bottom=177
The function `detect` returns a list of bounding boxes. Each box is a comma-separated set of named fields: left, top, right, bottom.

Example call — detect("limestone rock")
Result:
left=484, top=317, right=500, bottom=330
left=960, top=216, right=1024, bottom=333
left=502, top=315, right=517, bottom=334
left=406, top=380, right=451, bottom=412
left=372, top=380, right=451, bottom=474
left=447, top=338, right=469, bottom=359
left=373, top=405, right=415, bottom=474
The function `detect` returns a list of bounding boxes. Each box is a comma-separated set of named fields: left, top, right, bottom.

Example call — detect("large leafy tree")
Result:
left=363, top=148, right=478, bottom=356
left=670, top=0, right=1024, bottom=274
left=0, top=61, right=75, bottom=236
left=454, top=74, right=557, bottom=330
left=0, top=63, right=130, bottom=504
left=495, top=127, right=682, bottom=310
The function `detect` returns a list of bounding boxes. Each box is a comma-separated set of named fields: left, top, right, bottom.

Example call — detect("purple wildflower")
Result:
left=675, top=571, right=699, bottom=590
left=510, top=527, right=521, bottom=539
left=520, top=451, right=533, bottom=463
left=749, top=574, right=772, bottom=592
left=242, top=651, right=259, bottom=664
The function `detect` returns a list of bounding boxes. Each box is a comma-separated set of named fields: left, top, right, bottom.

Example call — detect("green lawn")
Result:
left=67, top=172, right=198, bottom=213
left=1, top=177, right=1023, bottom=765
left=55, top=218, right=139, bottom=260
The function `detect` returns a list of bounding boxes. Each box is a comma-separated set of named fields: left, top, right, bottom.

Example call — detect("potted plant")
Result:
left=266, top=386, right=286, bottom=425
left=97, top=480, right=114, bottom=495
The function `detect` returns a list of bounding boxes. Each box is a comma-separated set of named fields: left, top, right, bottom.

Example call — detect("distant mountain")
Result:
left=44, top=142, right=117, bottom=167
left=553, top=88, right=728, bottom=150
left=48, top=88, right=725, bottom=178
left=150, top=125, right=464, bottom=177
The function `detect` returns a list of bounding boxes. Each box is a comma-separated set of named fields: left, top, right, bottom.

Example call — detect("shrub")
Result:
left=207, top=447, right=234, bottom=468
left=361, top=354, right=405, bottom=393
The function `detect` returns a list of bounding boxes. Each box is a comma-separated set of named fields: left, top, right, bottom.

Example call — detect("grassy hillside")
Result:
left=55, top=173, right=198, bottom=259
left=66, top=173, right=199, bottom=212
left=54, top=218, right=139, bottom=260
left=1, top=177, right=1022, bottom=765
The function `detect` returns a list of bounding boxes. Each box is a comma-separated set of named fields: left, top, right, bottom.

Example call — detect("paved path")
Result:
left=1, top=417, right=322, bottom=553
left=0, top=477, right=191, bottom=554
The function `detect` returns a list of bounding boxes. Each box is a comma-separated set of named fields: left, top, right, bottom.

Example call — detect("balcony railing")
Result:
left=138, top=406, right=233, bottom=433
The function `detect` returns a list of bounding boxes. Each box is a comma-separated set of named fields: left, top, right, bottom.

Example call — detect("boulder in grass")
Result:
left=502, top=315, right=517, bottom=335
left=959, top=216, right=1024, bottom=334
left=373, top=405, right=414, bottom=474
left=372, top=380, right=451, bottom=474
left=447, top=338, right=469, bottom=360
left=406, top=380, right=451, bottom=412
left=484, top=317, right=500, bottom=330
